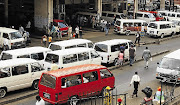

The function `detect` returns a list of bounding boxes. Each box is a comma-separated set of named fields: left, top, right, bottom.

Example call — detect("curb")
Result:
left=108, top=50, right=170, bottom=70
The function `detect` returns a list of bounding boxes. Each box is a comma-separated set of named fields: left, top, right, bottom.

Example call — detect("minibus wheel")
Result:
left=0, top=88, right=6, bottom=98
left=125, top=31, right=130, bottom=36
left=114, top=59, right=118, bottom=66
left=68, top=96, right=78, bottom=105
left=32, top=80, right=39, bottom=90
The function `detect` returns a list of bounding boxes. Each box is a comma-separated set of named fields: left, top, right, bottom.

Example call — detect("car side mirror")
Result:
left=111, top=74, right=114, bottom=77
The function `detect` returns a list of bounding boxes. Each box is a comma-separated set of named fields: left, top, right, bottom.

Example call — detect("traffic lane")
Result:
left=111, top=52, right=168, bottom=94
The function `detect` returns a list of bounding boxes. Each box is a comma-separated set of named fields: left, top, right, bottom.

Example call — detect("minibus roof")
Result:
left=0, top=27, right=18, bottom=34
left=0, top=58, right=37, bottom=69
left=149, top=21, right=173, bottom=24
left=116, top=19, right=146, bottom=22
left=47, top=47, right=94, bottom=56
left=164, top=49, right=180, bottom=59
left=44, top=64, right=105, bottom=77
left=95, top=39, right=132, bottom=46
left=50, top=39, right=92, bottom=47
left=2, top=46, right=51, bottom=56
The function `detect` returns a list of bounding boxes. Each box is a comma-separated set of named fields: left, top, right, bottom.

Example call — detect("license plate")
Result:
left=43, top=92, right=50, bottom=99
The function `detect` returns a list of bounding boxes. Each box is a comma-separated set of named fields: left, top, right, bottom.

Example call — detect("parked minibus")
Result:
left=140, top=10, right=164, bottom=21
left=0, top=58, right=46, bottom=98
left=48, top=39, right=94, bottom=51
left=114, top=19, right=148, bottom=35
left=101, top=11, right=125, bottom=23
left=171, top=18, right=180, bottom=33
left=0, top=46, right=51, bottom=66
left=156, top=49, right=180, bottom=84
left=167, top=12, right=180, bottom=21
left=43, top=48, right=101, bottom=70
left=94, top=39, right=136, bottom=65
left=135, top=12, right=156, bottom=23
left=147, top=21, right=176, bottom=38
left=38, top=64, right=115, bottom=105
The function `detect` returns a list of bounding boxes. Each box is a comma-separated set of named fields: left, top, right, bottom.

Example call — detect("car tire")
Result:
left=68, top=96, right=78, bottom=105
left=125, top=31, right=130, bottom=36
left=0, top=88, right=6, bottom=98
left=114, top=58, right=118, bottom=66
left=32, top=80, right=39, bottom=90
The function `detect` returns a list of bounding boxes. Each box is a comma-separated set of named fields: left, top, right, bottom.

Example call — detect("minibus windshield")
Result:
left=159, top=57, right=180, bottom=70
left=40, top=74, right=56, bottom=89
left=94, top=44, right=108, bottom=52
left=10, top=32, right=23, bottom=39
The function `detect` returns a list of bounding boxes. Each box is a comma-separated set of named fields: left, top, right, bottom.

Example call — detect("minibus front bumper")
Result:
left=156, top=73, right=180, bottom=84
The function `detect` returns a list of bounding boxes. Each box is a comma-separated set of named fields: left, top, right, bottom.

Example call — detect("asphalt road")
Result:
left=3, top=33, right=180, bottom=105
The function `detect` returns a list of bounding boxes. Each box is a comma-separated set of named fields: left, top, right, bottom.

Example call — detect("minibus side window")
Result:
left=102, top=13, right=107, bottom=16
left=31, top=53, right=44, bottom=60
left=65, top=45, right=76, bottom=49
left=1, top=53, right=12, bottom=60
left=83, top=71, right=98, bottom=83
left=0, top=68, right=10, bottom=78
left=50, top=44, right=61, bottom=51
left=62, top=75, right=82, bottom=88
left=160, top=24, right=166, bottom=29
left=12, top=65, right=28, bottom=76
left=100, top=69, right=112, bottom=79
left=144, top=14, right=149, bottom=18
left=111, top=44, right=120, bottom=52
left=17, top=55, right=30, bottom=58
left=88, top=43, right=93, bottom=48
left=91, top=51, right=99, bottom=58
left=77, top=43, right=86, bottom=47
left=136, top=13, right=143, bottom=17
left=78, top=52, right=89, bottom=61
left=177, top=14, right=180, bottom=18
left=3, top=33, right=9, bottom=39
left=63, top=54, right=77, bottom=64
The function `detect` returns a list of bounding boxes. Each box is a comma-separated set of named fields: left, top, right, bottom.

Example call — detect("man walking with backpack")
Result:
left=142, top=47, right=152, bottom=69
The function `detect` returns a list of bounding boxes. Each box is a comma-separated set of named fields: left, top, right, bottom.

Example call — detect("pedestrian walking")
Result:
left=79, top=27, right=83, bottom=38
left=104, top=86, right=112, bottom=105
left=129, top=45, right=136, bottom=66
left=120, top=44, right=125, bottom=53
left=68, top=25, right=72, bottom=39
left=41, top=35, right=47, bottom=47
left=75, top=26, right=79, bottom=38
left=130, top=71, right=140, bottom=98
left=48, top=35, right=52, bottom=45
left=105, top=22, right=110, bottom=36
left=118, top=50, right=124, bottom=69
left=135, top=31, right=141, bottom=47
left=19, top=25, right=24, bottom=35
left=142, top=47, right=152, bottom=69
left=51, top=60, right=58, bottom=71
left=36, top=95, right=45, bottom=105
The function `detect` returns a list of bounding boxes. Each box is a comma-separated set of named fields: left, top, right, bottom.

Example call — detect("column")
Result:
left=4, top=0, right=8, bottom=27
left=34, top=0, right=53, bottom=34
left=160, top=0, right=165, bottom=10
left=97, top=0, right=102, bottom=17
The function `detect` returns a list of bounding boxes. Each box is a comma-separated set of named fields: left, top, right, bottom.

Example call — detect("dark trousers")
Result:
left=135, top=38, right=140, bottom=44
left=133, top=81, right=139, bottom=95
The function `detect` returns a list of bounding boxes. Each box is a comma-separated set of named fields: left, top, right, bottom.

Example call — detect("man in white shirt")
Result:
left=51, top=60, right=58, bottom=71
left=130, top=71, right=140, bottom=98
left=36, top=95, right=45, bottom=105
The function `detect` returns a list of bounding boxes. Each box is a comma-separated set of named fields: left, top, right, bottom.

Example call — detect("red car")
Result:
left=53, top=19, right=68, bottom=36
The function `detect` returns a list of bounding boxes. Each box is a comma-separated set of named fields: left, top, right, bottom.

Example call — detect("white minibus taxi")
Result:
left=171, top=18, right=180, bottom=33
left=43, top=48, right=101, bottom=70
left=94, top=39, right=136, bottom=65
left=101, top=11, right=125, bottom=23
left=147, top=21, right=176, bottom=38
left=156, top=49, right=180, bottom=84
left=48, top=39, right=94, bottom=51
left=135, top=12, right=156, bottom=23
left=0, top=46, right=51, bottom=66
left=114, top=19, right=148, bottom=35
left=167, top=12, right=180, bottom=21
left=0, top=58, right=46, bottom=98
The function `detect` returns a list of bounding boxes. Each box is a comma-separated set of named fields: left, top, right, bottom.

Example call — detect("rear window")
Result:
left=40, top=74, right=56, bottom=89
left=49, top=44, right=61, bottom=51
left=45, top=54, right=59, bottom=63
left=94, top=44, right=108, bottom=52
left=1, top=53, right=12, bottom=60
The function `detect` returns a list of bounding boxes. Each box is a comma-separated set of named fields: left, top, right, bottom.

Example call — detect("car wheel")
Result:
left=126, top=31, right=130, bottom=36
left=32, top=80, right=39, bottom=90
left=0, top=88, right=6, bottom=98
left=161, top=34, right=164, bottom=39
left=68, top=96, right=78, bottom=105
left=114, top=58, right=118, bottom=66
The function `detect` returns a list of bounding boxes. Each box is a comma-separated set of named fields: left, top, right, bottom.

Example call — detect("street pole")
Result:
left=160, top=80, right=163, bottom=105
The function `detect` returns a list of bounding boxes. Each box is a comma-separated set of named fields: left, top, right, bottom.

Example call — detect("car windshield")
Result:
left=10, top=32, right=22, bottom=39
left=94, top=44, right=108, bottom=52
left=40, top=74, right=56, bottom=89
left=159, top=57, right=180, bottom=70
left=58, top=22, right=67, bottom=28
left=45, top=54, right=59, bottom=63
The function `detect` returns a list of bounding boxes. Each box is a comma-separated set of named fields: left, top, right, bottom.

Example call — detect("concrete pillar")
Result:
left=160, top=0, right=165, bottom=10
left=134, top=0, right=138, bottom=18
left=4, top=0, right=8, bottom=27
left=97, top=0, right=102, bottom=17
left=34, top=0, right=53, bottom=34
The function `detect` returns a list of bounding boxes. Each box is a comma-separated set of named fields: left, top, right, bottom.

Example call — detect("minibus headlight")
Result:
left=55, top=93, right=58, bottom=101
